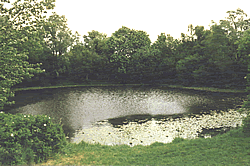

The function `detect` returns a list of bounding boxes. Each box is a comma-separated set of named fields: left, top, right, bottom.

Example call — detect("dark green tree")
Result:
left=236, top=29, right=250, bottom=92
left=106, top=26, right=151, bottom=80
left=219, top=9, right=250, bottom=88
left=196, top=24, right=233, bottom=87
left=127, top=46, right=162, bottom=83
left=151, top=33, right=181, bottom=83
left=175, top=25, right=208, bottom=86
left=67, top=30, right=109, bottom=82
left=236, top=29, right=250, bottom=135
left=83, top=30, right=109, bottom=80
left=42, top=12, right=76, bottom=57
left=38, top=12, right=78, bottom=79
left=0, top=0, right=56, bottom=110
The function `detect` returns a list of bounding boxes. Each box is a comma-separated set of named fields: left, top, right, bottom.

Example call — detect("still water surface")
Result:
left=5, top=85, right=248, bottom=146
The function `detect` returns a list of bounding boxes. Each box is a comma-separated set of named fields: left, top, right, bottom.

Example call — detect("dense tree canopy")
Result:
left=106, top=26, right=151, bottom=75
left=0, top=0, right=56, bottom=110
left=2, top=4, right=250, bottom=109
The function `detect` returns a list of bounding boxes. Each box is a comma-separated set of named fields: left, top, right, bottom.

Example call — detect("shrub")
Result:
left=0, top=112, right=67, bottom=165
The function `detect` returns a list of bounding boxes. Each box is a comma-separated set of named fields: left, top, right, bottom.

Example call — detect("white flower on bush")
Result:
left=24, top=115, right=26, bottom=117
left=11, top=133, right=14, bottom=137
left=0, top=111, right=3, bottom=113
left=44, top=124, right=46, bottom=126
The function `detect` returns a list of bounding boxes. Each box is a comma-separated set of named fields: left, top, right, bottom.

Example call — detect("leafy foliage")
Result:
left=42, top=12, right=76, bottom=57
left=127, top=46, right=163, bottom=83
left=36, top=12, right=79, bottom=79
left=66, top=30, right=109, bottom=82
left=0, top=112, right=67, bottom=165
left=6, top=7, right=249, bottom=90
left=235, top=29, right=250, bottom=137
left=0, top=0, right=57, bottom=110
left=237, top=29, right=250, bottom=107
left=106, top=26, right=151, bottom=75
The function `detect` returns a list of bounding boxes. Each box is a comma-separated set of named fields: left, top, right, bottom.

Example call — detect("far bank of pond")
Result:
left=6, top=83, right=249, bottom=146
left=12, top=82, right=247, bottom=93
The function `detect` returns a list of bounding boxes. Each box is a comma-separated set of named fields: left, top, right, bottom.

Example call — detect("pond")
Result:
left=4, top=85, right=249, bottom=146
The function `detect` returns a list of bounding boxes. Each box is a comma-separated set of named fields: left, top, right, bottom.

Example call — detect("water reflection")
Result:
left=4, top=85, right=247, bottom=143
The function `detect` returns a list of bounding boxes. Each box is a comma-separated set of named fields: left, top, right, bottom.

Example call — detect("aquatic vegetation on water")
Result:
left=72, top=109, right=248, bottom=147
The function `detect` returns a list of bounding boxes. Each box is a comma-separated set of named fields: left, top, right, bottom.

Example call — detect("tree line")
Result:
left=13, top=7, right=250, bottom=89
left=1, top=0, right=250, bottom=110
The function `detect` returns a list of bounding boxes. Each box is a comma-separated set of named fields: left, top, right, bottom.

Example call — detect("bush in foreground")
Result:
left=0, top=112, right=67, bottom=165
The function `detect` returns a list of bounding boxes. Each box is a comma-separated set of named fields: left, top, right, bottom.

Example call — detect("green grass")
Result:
left=159, top=84, right=246, bottom=93
left=12, top=80, right=246, bottom=93
left=36, top=126, right=250, bottom=165
left=12, top=80, right=148, bottom=91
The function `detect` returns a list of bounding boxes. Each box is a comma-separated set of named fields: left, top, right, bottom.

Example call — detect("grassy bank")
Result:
left=36, top=126, right=250, bottom=165
left=161, top=84, right=246, bottom=93
left=11, top=80, right=147, bottom=91
left=12, top=80, right=246, bottom=93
